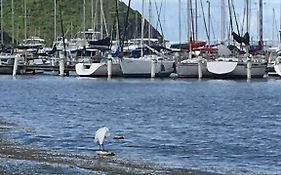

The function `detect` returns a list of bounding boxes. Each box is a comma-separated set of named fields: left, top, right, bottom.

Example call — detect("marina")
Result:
left=0, top=0, right=280, bottom=80
left=1, top=0, right=281, bottom=174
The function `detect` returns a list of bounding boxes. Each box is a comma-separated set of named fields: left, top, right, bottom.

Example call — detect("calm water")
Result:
left=0, top=75, right=281, bottom=174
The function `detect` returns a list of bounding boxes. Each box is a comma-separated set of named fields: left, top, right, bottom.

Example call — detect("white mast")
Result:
left=141, top=0, right=145, bottom=58
left=246, top=0, right=249, bottom=33
left=93, top=0, right=98, bottom=31
left=207, top=0, right=210, bottom=47
left=272, top=8, right=275, bottom=44
left=135, top=13, right=138, bottom=39
left=279, top=2, right=281, bottom=42
left=100, top=0, right=103, bottom=38
left=12, top=0, right=14, bottom=44
left=116, top=0, right=120, bottom=42
left=54, top=0, right=56, bottom=42
left=221, top=0, right=225, bottom=42
left=258, top=0, right=263, bottom=44
left=1, top=0, right=3, bottom=45
left=194, top=0, right=198, bottom=40
left=163, top=0, right=166, bottom=39
left=100, top=0, right=108, bottom=36
left=187, top=0, right=191, bottom=39
left=248, top=0, right=251, bottom=34
left=178, top=0, right=181, bottom=45
left=83, top=0, right=86, bottom=42
left=91, top=0, right=94, bottom=30
left=24, top=0, right=27, bottom=40
left=188, top=0, right=192, bottom=59
left=148, top=0, right=152, bottom=45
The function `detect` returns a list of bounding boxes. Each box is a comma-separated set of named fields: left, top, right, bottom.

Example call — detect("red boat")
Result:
left=180, top=37, right=206, bottom=51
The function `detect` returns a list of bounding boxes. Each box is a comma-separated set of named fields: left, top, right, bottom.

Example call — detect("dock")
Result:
left=0, top=64, right=75, bottom=75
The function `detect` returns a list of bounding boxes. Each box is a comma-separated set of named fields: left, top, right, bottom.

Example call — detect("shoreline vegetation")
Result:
left=1, top=0, right=161, bottom=46
left=0, top=118, right=207, bottom=175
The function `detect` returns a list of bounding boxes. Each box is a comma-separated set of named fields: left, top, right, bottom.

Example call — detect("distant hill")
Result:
left=1, top=0, right=161, bottom=46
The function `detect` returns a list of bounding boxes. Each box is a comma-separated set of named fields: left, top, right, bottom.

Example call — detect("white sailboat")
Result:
left=177, top=57, right=211, bottom=78
left=175, top=0, right=212, bottom=78
left=121, top=54, right=174, bottom=78
left=206, top=45, right=266, bottom=79
left=274, top=61, right=281, bottom=77
left=120, top=0, right=175, bottom=78
left=75, top=0, right=122, bottom=77
left=207, top=57, right=266, bottom=79
left=75, top=49, right=122, bottom=77
left=206, top=0, right=266, bottom=79
left=273, top=44, right=281, bottom=76
left=75, top=62, right=122, bottom=77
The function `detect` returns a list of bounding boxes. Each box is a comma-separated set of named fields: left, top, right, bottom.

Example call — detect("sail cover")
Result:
left=232, top=32, right=250, bottom=45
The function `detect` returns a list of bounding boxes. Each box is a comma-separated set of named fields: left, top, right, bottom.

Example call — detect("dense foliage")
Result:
left=1, top=0, right=161, bottom=46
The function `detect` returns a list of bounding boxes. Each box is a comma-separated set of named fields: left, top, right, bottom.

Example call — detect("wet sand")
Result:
left=0, top=119, right=214, bottom=175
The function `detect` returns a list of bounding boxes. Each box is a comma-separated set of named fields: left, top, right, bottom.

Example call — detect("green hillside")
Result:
left=1, top=0, right=161, bottom=46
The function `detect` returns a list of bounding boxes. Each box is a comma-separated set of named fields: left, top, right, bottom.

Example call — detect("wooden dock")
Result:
left=0, top=64, right=75, bottom=75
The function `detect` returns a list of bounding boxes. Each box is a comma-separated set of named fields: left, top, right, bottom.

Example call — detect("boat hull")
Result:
left=120, top=57, right=175, bottom=78
left=176, top=62, right=211, bottom=78
left=274, top=63, right=281, bottom=77
left=207, top=61, right=266, bottom=79
left=75, top=62, right=122, bottom=77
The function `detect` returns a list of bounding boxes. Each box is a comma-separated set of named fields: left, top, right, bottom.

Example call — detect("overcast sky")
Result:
left=121, top=0, right=281, bottom=45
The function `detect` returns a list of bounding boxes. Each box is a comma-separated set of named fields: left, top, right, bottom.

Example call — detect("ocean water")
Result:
left=0, top=75, right=281, bottom=174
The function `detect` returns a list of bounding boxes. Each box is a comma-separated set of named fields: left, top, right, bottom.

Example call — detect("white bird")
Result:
left=94, top=127, right=110, bottom=150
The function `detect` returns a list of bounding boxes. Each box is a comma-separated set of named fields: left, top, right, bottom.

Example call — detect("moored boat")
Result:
left=207, top=57, right=266, bottom=79
left=75, top=58, right=122, bottom=77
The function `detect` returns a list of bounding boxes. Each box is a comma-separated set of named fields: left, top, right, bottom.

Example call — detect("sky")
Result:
left=121, top=0, right=281, bottom=45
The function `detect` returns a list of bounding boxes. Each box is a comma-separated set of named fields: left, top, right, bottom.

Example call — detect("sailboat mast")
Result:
left=279, top=2, right=281, bottom=42
left=59, top=2, right=67, bottom=61
left=135, top=13, right=138, bottom=39
left=101, top=0, right=108, bottom=36
left=189, top=0, right=194, bottom=41
left=1, top=0, right=3, bottom=45
left=272, top=8, right=275, bottom=44
left=148, top=0, right=151, bottom=45
left=24, top=0, right=27, bottom=40
left=100, top=0, right=103, bottom=38
left=12, top=0, right=14, bottom=44
left=91, top=0, right=94, bottom=30
left=194, top=0, right=198, bottom=40
left=54, top=0, right=57, bottom=42
left=187, top=0, right=190, bottom=39
left=207, top=0, right=210, bottom=47
left=93, top=0, right=98, bottom=32
left=187, top=0, right=192, bottom=59
left=220, top=0, right=225, bottom=42
left=141, top=0, right=145, bottom=58
left=178, top=0, right=181, bottom=45
left=83, top=0, right=86, bottom=42
left=258, top=0, right=263, bottom=44
left=245, top=0, right=249, bottom=33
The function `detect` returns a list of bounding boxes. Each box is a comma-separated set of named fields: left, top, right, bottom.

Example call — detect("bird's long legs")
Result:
left=98, top=144, right=105, bottom=151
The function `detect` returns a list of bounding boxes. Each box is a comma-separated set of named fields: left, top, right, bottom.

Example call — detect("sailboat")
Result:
left=75, top=0, right=122, bottom=77
left=272, top=5, right=281, bottom=76
left=206, top=44, right=266, bottom=79
left=273, top=42, right=281, bottom=76
left=206, top=0, right=266, bottom=79
left=176, top=0, right=212, bottom=78
left=120, top=0, right=175, bottom=78
left=75, top=47, right=122, bottom=77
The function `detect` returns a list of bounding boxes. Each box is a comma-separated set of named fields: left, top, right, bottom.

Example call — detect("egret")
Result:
left=94, top=127, right=110, bottom=150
